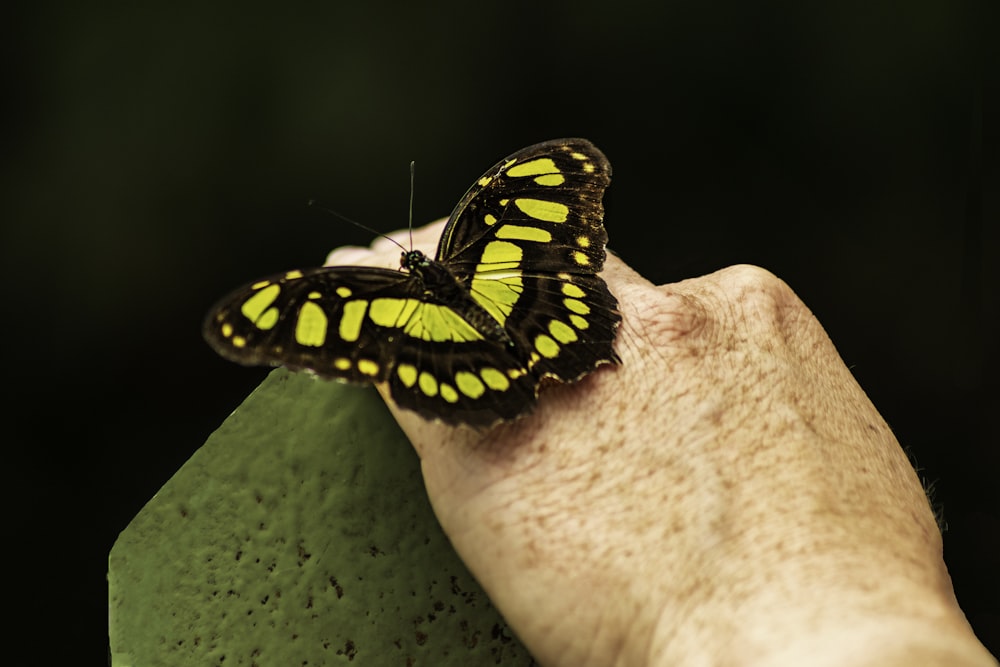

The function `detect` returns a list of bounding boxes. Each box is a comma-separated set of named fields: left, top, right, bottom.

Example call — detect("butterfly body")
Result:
left=204, top=138, right=620, bottom=427
left=401, top=250, right=513, bottom=346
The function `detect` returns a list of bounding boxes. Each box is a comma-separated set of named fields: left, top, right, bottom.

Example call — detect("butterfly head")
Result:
left=400, top=249, right=429, bottom=272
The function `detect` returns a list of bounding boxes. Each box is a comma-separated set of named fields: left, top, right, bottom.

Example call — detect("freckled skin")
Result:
left=329, top=220, right=997, bottom=667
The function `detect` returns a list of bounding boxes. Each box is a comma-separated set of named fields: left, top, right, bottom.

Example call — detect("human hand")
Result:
left=327, top=220, right=996, bottom=667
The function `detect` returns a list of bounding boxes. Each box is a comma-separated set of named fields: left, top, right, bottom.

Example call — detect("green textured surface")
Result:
left=109, top=369, right=535, bottom=666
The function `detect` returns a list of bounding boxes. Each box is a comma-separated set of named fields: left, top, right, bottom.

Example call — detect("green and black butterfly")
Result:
left=203, top=138, right=621, bottom=427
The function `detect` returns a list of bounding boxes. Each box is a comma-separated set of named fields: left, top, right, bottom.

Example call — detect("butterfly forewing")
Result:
left=204, top=267, right=414, bottom=382
left=437, top=138, right=612, bottom=273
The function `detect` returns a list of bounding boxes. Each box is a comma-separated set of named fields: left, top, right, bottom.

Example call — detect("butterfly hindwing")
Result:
left=385, top=335, right=539, bottom=426
left=204, top=138, right=620, bottom=427
left=501, top=272, right=621, bottom=383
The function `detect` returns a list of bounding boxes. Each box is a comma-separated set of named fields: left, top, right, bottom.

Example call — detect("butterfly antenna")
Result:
left=408, top=160, right=416, bottom=250
left=307, top=199, right=408, bottom=253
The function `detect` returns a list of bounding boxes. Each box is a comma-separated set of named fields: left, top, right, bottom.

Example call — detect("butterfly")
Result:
left=203, top=138, right=620, bottom=427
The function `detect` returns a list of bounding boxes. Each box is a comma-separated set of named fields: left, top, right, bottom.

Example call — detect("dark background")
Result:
left=5, top=0, right=996, bottom=661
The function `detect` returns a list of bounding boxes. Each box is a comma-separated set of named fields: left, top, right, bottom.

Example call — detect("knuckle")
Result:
left=714, top=264, right=807, bottom=336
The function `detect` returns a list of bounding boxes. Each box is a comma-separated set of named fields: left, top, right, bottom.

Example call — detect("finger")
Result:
left=324, top=219, right=446, bottom=267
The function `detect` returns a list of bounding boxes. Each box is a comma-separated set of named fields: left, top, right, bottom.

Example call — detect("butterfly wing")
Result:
left=203, top=265, right=539, bottom=426
left=435, top=138, right=620, bottom=383
left=204, top=266, right=413, bottom=382
left=383, top=330, right=539, bottom=427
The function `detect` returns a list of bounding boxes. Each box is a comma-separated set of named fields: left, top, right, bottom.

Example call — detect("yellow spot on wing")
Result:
left=479, top=240, right=522, bottom=270
left=295, top=301, right=328, bottom=347
left=336, top=286, right=352, bottom=298
left=257, top=307, right=279, bottom=330
left=507, top=158, right=558, bottom=177
left=514, top=199, right=569, bottom=223
left=369, top=298, right=420, bottom=327
left=549, top=319, right=578, bottom=344
left=471, top=275, right=523, bottom=325
left=418, top=372, right=438, bottom=397
left=241, top=284, right=281, bottom=329
left=357, top=359, right=379, bottom=376
left=533, top=173, right=565, bottom=186
left=334, top=358, right=351, bottom=371
left=285, top=270, right=304, bottom=280
left=339, top=300, right=368, bottom=343
left=535, top=334, right=560, bottom=358
left=232, top=336, right=247, bottom=348
left=564, top=298, right=590, bottom=315
left=484, top=213, right=497, bottom=225
left=569, top=314, right=589, bottom=330
left=397, top=363, right=417, bottom=387
left=507, top=157, right=559, bottom=178
left=479, top=367, right=511, bottom=391
left=403, top=303, right=482, bottom=342
left=576, top=235, right=591, bottom=248
left=455, top=371, right=485, bottom=399
left=470, top=239, right=526, bottom=322
left=572, top=251, right=590, bottom=265
left=221, top=323, right=233, bottom=338
left=439, top=383, right=459, bottom=403
left=496, top=225, right=552, bottom=243
left=562, top=283, right=585, bottom=298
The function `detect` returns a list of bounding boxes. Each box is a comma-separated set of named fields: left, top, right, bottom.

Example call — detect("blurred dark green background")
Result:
left=5, top=0, right=995, bottom=660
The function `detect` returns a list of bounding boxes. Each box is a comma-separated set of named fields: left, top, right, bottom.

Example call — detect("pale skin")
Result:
left=328, top=221, right=996, bottom=667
